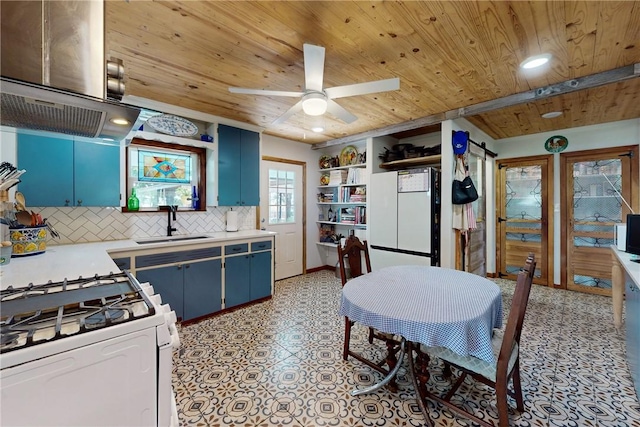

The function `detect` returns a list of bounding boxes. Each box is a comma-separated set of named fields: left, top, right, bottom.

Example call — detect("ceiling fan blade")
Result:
left=326, top=99, right=358, bottom=124
left=229, top=87, right=304, bottom=98
left=272, top=100, right=304, bottom=125
left=303, top=44, right=325, bottom=92
left=325, top=77, right=400, bottom=99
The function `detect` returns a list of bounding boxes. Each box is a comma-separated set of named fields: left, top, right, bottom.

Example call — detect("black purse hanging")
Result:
left=452, top=158, right=479, bottom=205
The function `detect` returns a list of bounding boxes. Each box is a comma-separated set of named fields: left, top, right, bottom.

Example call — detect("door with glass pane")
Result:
left=260, top=158, right=305, bottom=280
left=561, top=146, right=639, bottom=296
left=496, top=156, right=553, bottom=284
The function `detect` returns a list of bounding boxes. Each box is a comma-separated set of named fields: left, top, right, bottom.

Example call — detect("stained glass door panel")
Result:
left=566, top=158, right=621, bottom=295
left=497, top=157, right=552, bottom=284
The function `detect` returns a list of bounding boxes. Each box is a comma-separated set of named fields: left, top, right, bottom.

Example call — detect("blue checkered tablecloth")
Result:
left=339, top=265, right=503, bottom=364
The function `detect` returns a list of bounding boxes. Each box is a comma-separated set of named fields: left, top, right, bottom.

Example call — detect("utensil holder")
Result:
left=9, top=225, right=47, bottom=257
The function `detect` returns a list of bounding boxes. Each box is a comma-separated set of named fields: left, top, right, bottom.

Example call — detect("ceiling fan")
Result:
left=229, top=43, right=400, bottom=125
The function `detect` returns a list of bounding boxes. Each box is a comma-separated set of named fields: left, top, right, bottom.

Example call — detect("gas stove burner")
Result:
left=1, top=332, right=19, bottom=347
left=1, top=271, right=156, bottom=354
left=85, top=309, right=126, bottom=326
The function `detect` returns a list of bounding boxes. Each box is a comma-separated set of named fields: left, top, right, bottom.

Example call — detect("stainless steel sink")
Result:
left=136, top=235, right=209, bottom=245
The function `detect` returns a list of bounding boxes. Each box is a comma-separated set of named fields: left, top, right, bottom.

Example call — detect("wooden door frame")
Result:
left=559, top=145, right=639, bottom=292
left=259, top=156, right=307, bottom=275
left=496, top=154, right=554, bottom=286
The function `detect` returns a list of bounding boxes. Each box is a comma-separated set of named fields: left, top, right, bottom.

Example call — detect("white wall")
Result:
left=260, top=133, right=323, bottom=270
left=494, top=118, right=640, bottom=284
left=440, top=119, right=498, bottom=270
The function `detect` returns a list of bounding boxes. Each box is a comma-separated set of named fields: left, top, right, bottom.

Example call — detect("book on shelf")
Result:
left=346, top=167, right=368, bottom=185
left=339, top=185, right=366, bottom=202
left=337, top=206, right=366, bottom=224
left=329, top=170, right=348, bottom=186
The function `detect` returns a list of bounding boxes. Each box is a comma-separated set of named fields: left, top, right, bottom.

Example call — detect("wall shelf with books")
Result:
left=317, top=146, right=369, bottom=252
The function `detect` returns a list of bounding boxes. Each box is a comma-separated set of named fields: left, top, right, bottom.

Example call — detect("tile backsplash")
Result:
left=27, top=206, right=255, bottom=245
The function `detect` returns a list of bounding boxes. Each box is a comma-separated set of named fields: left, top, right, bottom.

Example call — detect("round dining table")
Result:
left=339, top=264, right=503, bottom=365
left=339, top=265, right=504, bottom=425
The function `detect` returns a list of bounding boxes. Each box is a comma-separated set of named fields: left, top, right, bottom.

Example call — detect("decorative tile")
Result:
left=41, top=205, right=255, bottom=245
left=170, top=271, right=640, bottom=426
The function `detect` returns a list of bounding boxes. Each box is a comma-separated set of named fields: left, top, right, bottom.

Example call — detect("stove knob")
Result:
left=163, top=305, right=178, bottom=324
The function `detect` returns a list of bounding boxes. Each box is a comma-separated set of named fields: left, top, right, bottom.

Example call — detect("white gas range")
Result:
left=0, top=270, right=180, bottom=427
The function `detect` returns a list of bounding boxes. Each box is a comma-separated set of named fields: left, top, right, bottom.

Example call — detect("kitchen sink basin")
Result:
left=136, top=235, right=209, bottom=245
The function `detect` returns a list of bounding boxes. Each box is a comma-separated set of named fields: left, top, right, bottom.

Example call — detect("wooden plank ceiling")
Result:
left=105, top=1, right=640, bottom=145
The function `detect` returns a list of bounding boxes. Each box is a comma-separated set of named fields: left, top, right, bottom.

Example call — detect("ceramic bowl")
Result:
left=10, top=226, right=47, bottom=257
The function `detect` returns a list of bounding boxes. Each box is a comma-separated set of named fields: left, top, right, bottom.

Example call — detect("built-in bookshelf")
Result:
left=316, top=161, right=367, bottom=246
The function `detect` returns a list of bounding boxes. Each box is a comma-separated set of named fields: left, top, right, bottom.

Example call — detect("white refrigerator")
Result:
left=369, top=168, right=440, bottom=268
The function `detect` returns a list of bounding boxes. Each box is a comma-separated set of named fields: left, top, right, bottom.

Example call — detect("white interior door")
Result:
left=260, top=160, right=304, bottom=280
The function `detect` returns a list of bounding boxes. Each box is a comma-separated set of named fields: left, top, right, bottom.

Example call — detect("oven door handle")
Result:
left=168, top=322, right=181, bottom=349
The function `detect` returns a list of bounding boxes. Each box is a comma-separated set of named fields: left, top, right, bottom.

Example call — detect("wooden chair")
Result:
left=338, top=235, right=400, bottom=380
left=416, top=254, right=537, bottom=427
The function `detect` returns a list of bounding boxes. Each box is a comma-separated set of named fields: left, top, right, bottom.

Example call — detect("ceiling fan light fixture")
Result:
left=541, top=111, right=563, bottom=119
left=302, top=93, right=327, bottom=116
left=520, top=53, right=552, bottom=69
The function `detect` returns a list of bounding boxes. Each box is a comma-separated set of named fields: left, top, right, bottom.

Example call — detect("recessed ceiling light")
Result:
left=110, top=117, right=131, bottom=126
left=541, top=111, right=563, bottom=119
left=520, top=53, right=552, bottom=69
left=311, top=126, right=324, bottom=133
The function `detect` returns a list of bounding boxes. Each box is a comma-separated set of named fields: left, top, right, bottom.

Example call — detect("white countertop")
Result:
left=612, top=246, right=640, bottom=287
left=0, top=230, right=276, bottom=290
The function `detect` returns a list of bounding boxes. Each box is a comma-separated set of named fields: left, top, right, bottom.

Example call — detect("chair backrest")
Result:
left=337, top=235, right=372, bottom=286
left=496, top=254, right=536, bottom=370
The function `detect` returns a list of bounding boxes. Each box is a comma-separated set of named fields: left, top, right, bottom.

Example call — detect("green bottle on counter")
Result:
left=127, top=188, right=139, bottom=211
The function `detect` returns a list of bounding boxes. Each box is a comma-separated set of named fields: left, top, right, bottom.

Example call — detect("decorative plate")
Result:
left=544, top=135, right=568, bottom=153
left=340, top=146, right=358, bottom=166
left=320, top=173, right=330, bottom=186
left=146, top=114, right=199, bottom=137
left=319, top=155, right=332, bottom=169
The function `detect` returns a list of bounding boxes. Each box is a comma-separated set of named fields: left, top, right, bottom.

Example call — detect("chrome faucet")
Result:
left=161, top=205, right=178, bottom=236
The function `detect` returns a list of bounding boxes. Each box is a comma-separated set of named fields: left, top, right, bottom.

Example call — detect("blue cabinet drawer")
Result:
left=251, top=240, right=272, bottom=251
left=137, top=246, right=222, bottom=268
left=225, top=243, right=249, bottom=255
left=177, top=246, right=221, bottom=262
left=136, top=252, right=181, bottom=268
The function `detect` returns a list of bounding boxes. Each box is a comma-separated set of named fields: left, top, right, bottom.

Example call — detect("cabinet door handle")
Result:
left=185, top=264, right=190, bottom=269
left=77, top=199, right=82, bottom=206
left=177, top=265, right=182, bottom=270
left=232, top=247, right=241, bottom=252
left=65, top=199, right=70, bottom=206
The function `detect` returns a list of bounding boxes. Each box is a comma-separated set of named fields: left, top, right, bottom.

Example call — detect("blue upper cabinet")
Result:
left=73, top=137, right=120, bottom=207
left=17, top=133, right=74, bottom=206
left=17, top=131, right=120, bottom=207
left=217, top=124, right=260, bottom=206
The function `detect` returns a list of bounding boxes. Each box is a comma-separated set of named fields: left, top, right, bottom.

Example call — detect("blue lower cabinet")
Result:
left=183, top=259, right=222, bottom=320
left=225, top=255, right=251, bottom=308
left=136, top=259, right=222, bottom=321
left=136, top=265, right=184, bottom=320
left=225, top=249, right=273, bottom=308
left=250, top=252, right=272, bottom=300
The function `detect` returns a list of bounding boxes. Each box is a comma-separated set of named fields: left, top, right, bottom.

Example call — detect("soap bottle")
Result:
left=127, top=188, right=139, bottom=211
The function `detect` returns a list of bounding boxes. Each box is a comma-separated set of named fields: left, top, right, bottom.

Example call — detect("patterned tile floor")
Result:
left=173, top=270, right=640, bottom=426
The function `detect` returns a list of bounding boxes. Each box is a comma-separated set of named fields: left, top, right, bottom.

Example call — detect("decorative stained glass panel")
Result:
left=138, top=150, right=191, bottom=183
